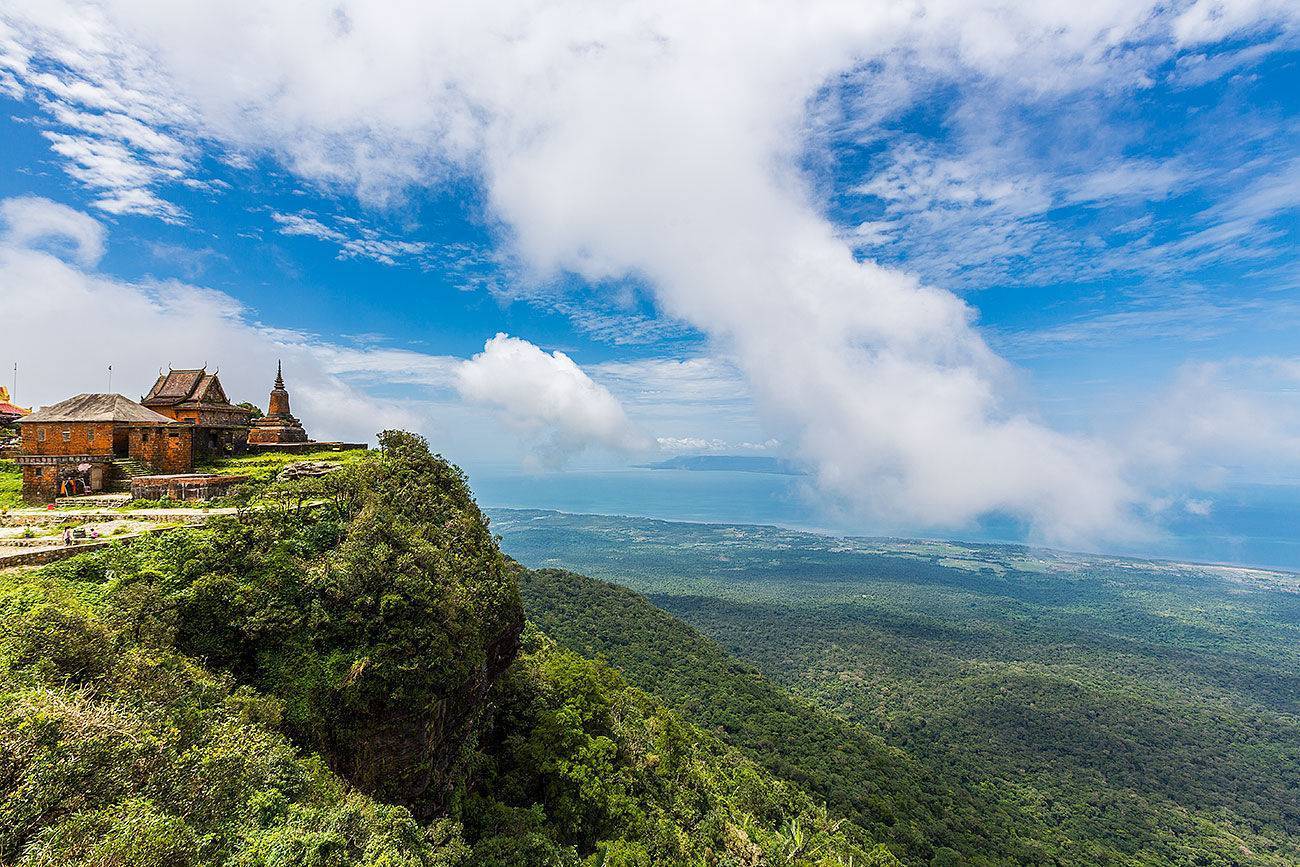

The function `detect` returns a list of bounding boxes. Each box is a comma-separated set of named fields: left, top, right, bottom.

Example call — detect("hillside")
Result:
left=494, top=509, right=1300, bottom=865
left=521, top=568, right=1019, bottom=863
left=0, top=434, right=893, bottom=866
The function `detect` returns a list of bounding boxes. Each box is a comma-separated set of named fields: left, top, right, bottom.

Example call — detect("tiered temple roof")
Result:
left=143, top=368, right=236, bottom=410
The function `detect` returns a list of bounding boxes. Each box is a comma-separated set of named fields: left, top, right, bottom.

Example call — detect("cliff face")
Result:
left=171, top=430, right=527, bottom=815
left=331, top=593, right=524, bottom=817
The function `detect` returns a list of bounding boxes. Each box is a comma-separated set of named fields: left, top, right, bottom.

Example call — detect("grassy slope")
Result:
left=0, top=449, right=370, bottom=509
left=0, top=460, right=21, bottom=509
left=195, top=446, right=370, bottom=481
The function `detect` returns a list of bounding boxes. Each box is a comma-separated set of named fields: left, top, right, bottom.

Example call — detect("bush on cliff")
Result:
left=0, top=568, right=463, bottom=866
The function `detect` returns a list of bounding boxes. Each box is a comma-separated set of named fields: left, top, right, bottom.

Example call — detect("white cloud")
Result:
left=1174, top=0, right=1300, bottom=45
left=271, top=210, right=432, bottom=266
left=1063, top=160, right=1192, bottom=205
left=999, top=292, right=1295, bottom=351
left=311, top=345, right=460, bottom=390
left=2, top=3, right=1298, bottom=541
left=591, top=356, right=751, bottom=408
left=1173, top=38, right=1288, bottom=86
left=590, top=356, right=777, bottom=458
left=1130, top=357, right=1300, bottom=487
left=0, top=194, right=105, bottom=266
left=655, top=436, right=778, bottom=454
left=456, top=333, right=645, bottom=465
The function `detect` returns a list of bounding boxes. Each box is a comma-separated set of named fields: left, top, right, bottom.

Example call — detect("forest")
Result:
left=495, top=509, right=1300, bottom=866
left=0, top=434, right=893, bottom=866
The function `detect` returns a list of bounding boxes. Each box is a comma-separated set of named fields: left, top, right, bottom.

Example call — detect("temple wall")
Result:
left=192, top=425, right=250, bottom=457
left=20, top=422, right=117, bottom=457
left=22, top=465, right=57, bottom=502
left=128, top=426, right=193, bottom=473
left=130, top=473, right=247, bottom=501
left=18, top=458, right=113, bottom=503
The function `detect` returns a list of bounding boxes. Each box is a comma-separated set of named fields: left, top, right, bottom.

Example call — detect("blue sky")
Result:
left=1, top=2, right=1298, bottom=556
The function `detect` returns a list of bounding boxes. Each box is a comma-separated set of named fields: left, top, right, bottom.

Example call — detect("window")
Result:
left=61, top=430, right=71, bottom=443
left=36, top=428, right=45, bottom=442
left=87, top=428, right=95, bottom=443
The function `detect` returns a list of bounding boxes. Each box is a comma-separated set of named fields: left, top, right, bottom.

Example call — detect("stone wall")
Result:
left=128, top=425, right=193, bottom=474
left=20, top=421, right=117, bottom=457
left=130, top=473, right=246, bottom=501
left=192, top=424, right=251, bottom=458
left=0, top=530, right=173, bottom=569
left=18, top=457, right=114, bottom=503
left=247, top=441, right=368, bottom=454
left=21, top=465, right=58, bottom=503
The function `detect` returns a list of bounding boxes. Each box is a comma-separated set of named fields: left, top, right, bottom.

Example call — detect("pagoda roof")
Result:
left=0, top=386, right=29, bottom=418
left=19, top=393, right=178, bottom=425
left=143, top=368, right=241, bottom=409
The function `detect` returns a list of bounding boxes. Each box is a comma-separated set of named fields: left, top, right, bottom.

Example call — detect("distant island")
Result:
left=639, top=454, right=806, bottom=475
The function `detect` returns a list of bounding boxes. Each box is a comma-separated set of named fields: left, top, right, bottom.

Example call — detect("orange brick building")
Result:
left=15, top=394, right=193, bottom=502
left=142, top=368, right=254, bottom=456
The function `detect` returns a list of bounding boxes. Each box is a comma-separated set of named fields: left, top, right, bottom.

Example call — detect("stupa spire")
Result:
left=249, top=360, right=309, bottom=446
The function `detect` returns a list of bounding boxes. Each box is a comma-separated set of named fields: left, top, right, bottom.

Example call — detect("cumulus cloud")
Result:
left=3, top=2, right=1298, bottom=541
left=0, top=195, right=106, bottom=266
left=456, top=333, right=645, bottom=465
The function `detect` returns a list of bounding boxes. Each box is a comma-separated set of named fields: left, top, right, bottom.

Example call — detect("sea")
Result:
left=470, top=466, right=1300, bottom=572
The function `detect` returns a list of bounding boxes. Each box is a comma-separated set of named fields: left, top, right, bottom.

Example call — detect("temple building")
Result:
left=15, top=393, right=193, bottom=502
left=247, top=362, right=310, bottom=446
left=142, top=368, right=254, bottom=456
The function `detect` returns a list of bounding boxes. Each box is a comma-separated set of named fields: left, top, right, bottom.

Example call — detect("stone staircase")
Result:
left=109, top=457, right=153, bottom=492
left=53, top=492, right=133, bottom=509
